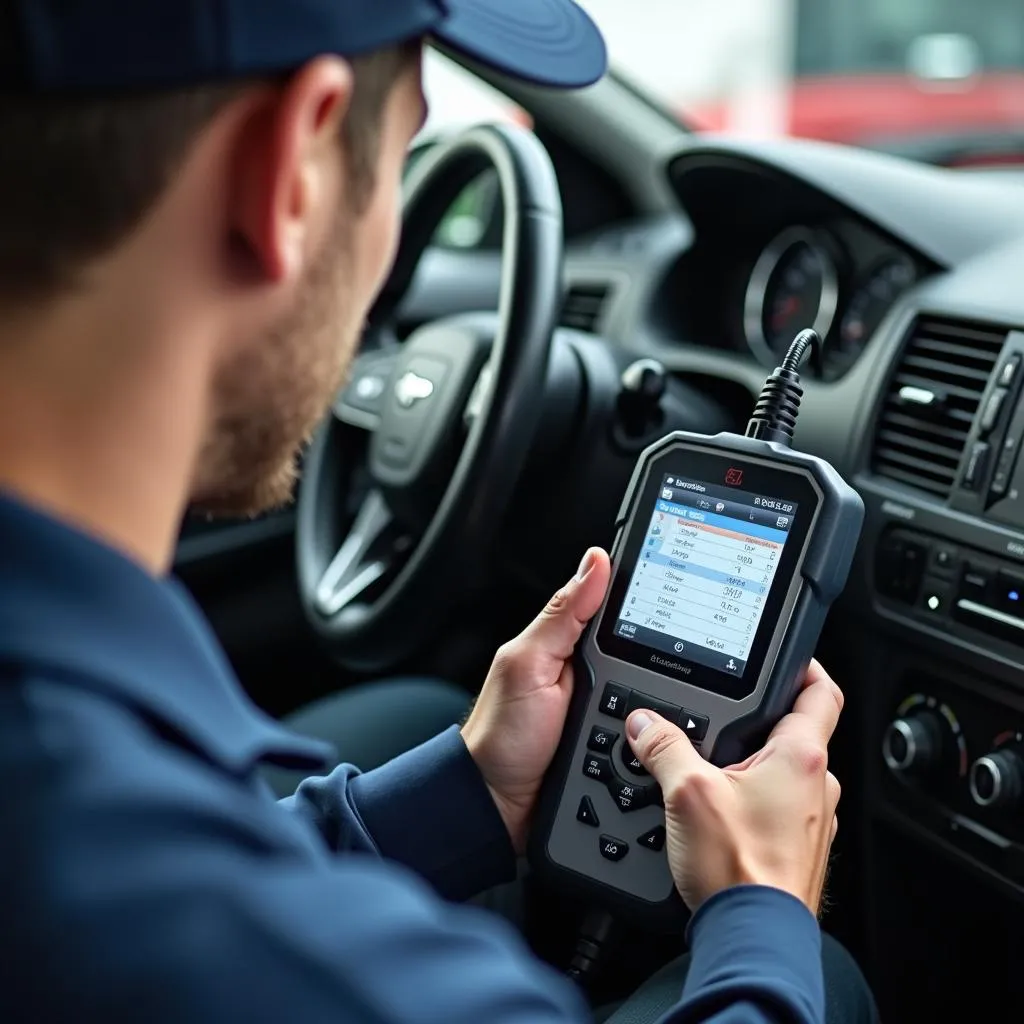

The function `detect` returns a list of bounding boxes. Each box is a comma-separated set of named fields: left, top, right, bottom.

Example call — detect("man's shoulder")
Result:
left=0, top=669, right=587, bottom=1024
left=0, top=668, right=336, bottom=1015
left=0, top=668, right=324, bottom=883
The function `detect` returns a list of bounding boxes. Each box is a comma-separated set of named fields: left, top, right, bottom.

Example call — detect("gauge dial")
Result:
left=839, top=255, right=916, bottom=354
left=743, top=228, right=839, bottom=367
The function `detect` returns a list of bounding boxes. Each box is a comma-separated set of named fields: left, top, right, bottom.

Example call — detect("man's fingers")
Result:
left=514, top=548, right=611, bottom=663
left=802, top=659, right=831, bottom=690
left=826, top=771, right=841, bottom=814
left=626, top=710, right=707, bottom=794
left=771, top=666, right=844, bottom=748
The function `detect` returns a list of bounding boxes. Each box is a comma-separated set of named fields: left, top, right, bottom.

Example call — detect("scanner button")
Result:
left=626, top=691, right=680, bottom=722
left=608, top=778, right=649, bottom=813
left=587, top=726, right=618, bottom=754
left=638, top=826, right=666, bottom=852
left=679, top=711, right=709, bottom=742
left=623, top=752, right=649, bottom=776
left=576, top=796, right=600, bottom=828
left=599, top=682, right=630, bottom=719
left=582, top=754, right=612, bottom=783
left=599, top=835, right=628, bottom=862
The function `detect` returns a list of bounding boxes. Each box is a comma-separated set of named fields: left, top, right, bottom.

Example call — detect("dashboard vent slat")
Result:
left=892, top=373, right=989, bottom=405
left=871, top=316, right=1008, bottom=500
left=898, top=356, right=992, bottom=385
left=875, top=430, right=966, bottom=465
left=560, top=282, right=611, bottom=334
left=880, top=410, right=974, bottom=441
left=873, top=447, right=960, bottom=479
left=876, top=465, right=957, bottom=498
left=909, top=338, right=998, bottom=368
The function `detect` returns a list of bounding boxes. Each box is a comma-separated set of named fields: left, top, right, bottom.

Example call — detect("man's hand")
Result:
left=626, top=660, right=843, bottom=915
left=461, top=548, right=611, bottom=854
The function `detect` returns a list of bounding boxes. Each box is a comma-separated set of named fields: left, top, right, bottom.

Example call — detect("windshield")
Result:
left=577, top=0, right=1024, bottom=166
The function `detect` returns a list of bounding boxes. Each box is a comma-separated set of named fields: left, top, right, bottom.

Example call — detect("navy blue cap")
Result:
left=1, top=0, right=607, bottom=92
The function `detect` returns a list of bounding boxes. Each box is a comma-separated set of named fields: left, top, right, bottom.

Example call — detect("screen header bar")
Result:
left=656, top=485, right=795, bottom=534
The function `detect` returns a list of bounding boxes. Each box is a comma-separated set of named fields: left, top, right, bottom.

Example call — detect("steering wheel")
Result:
left=296, top=124, right=564, bottom=672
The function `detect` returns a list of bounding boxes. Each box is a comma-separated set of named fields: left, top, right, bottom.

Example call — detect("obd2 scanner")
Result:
left=530, top=330, right=864, bottom=929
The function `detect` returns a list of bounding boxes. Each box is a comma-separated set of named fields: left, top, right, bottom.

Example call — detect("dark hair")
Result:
left=0, top=41, right=418, bottom=308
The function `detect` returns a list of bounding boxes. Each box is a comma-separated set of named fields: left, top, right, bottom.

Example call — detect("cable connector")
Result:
left=744, top=328, right=822, bottom=448
left=565, top=909, right=614, bottom=987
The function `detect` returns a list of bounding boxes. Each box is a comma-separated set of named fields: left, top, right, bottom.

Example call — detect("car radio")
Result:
left=876, top=526, right=1024, bottom=648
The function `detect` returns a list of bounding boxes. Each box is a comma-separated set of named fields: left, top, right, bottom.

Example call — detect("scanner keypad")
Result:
left=579, top=683, right=711, bottom=843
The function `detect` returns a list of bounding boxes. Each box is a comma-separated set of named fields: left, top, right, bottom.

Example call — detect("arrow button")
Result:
left=576, top=796, right=600, bottom=828
left=599, top=834, right=629, bottom=862
left=678, top=710, right=709, bottom=741
left=587, top=725, right=619, bottom=754
left=637, top=825, right=666, bottom=852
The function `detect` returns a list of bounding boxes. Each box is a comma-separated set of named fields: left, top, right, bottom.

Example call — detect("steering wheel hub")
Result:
left=369, top=322, right=489, bottom=504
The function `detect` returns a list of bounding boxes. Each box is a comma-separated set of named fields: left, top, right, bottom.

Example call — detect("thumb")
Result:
left=626, top=709, right=706, bottom=790
left=517, top=548, right=611, bottom=662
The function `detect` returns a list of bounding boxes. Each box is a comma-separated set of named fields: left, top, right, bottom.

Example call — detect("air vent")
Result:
left=560, top=282, right=611, bottom=334
left=872, top=317, right=1008, bottom=498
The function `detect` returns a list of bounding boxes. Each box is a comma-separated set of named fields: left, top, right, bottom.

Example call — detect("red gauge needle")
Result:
left=771, top=296, right=800, bottom=329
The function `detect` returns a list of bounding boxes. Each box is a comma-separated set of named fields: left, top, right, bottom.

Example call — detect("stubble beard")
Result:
left=189, top=210, right=362, bottom=520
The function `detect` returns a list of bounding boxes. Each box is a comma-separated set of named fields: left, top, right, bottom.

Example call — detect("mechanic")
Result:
left=0, top=2, right=877, bottom=1022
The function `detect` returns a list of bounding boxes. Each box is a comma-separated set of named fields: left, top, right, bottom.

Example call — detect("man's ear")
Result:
left=228, top=57, right=354, bottom=285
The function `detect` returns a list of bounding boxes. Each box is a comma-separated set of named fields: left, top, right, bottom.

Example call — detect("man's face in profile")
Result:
left=190, top=52, right=425, bottom=519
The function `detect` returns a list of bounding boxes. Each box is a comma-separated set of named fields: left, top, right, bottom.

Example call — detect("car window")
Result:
left=796, top=0, right=1023, bottom=76
left=414, top=50, right=529, bottom=251
left=419, top=50, right=529, bottom=142
left=578, top=0, right=1024, bottom=166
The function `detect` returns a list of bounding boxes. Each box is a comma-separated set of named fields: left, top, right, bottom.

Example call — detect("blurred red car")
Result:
left=688, top=0, right=1024, bottom=167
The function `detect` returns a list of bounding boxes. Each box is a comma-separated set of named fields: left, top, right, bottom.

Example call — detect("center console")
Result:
left=828, top=313, right=1024, bottom=1019
left=856, top=322, right=1024, bottom=894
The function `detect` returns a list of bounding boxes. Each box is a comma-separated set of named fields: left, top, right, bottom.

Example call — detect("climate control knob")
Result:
left=969, top=749, right=1024, bottom=809
left=882, top=711, right=944, bottom=777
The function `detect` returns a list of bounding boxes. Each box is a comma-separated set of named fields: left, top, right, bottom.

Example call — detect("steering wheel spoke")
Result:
left=297, top=123, right=563, bottom=671
left=333, top=352, right=399, bottom=432
left=314, top=490, right=395, bottom=617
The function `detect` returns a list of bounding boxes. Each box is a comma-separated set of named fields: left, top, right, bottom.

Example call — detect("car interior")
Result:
left=176, top=35, right=1024, bottom=1022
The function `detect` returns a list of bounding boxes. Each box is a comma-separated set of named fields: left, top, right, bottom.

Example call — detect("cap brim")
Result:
left=433, top=0, right=607, bottom=89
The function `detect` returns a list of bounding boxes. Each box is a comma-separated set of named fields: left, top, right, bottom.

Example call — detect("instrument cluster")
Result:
left=741, top=223, right=920, bottom=379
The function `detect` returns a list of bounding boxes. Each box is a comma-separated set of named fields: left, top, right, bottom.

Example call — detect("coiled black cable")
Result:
left=744, top=328, right=822, bottom=447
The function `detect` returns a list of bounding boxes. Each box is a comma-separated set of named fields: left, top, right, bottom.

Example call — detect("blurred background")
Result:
left=422, top=0, right=1024, bottom=169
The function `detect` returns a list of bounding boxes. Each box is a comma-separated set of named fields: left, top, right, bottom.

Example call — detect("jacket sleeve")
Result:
left=659, top=887, right=825, bottom=1024
left=278, top=725, right=518, bottom=902
left=48, top=736, right=590, bottom=1023
left=58, top=823, right=595, bottom=1024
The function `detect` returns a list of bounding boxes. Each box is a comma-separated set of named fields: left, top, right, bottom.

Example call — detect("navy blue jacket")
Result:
left=0, top=492, right=824, bottom=1022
